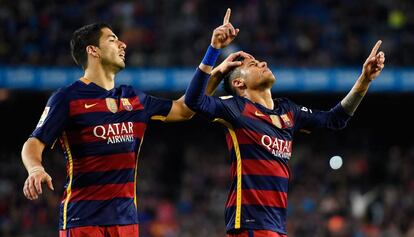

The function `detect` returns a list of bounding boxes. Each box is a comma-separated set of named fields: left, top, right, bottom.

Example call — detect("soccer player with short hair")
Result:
left=21, top=16, right=236, bottom=237
left=185, top=11, right=385, bottom=237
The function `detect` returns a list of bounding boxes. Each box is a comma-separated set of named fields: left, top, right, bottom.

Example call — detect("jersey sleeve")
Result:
left=283, top=98, right=351, bottom=133
left=193, top=95, right=238, bottom=121
left=31, top=89, right=69, bottom=147
left=184, top=68, right=239, bottom=121
left=134, top=90, right=173, bottom=119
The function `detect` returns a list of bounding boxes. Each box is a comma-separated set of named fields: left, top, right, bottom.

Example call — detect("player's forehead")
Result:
left=241, top=57, right=259, bottom=67
left=100, top=27, right=118, bottom=40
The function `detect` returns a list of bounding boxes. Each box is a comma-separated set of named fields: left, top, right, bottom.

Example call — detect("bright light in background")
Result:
left=329, top=155, right=343, bottom=170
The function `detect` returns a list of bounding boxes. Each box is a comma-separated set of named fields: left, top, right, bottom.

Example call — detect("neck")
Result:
left=243, top=89, right=274, bottom=110
left=83, top=63, right=116, bottom=90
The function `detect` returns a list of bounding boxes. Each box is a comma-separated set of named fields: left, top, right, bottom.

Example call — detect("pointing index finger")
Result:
left=223, top=8, right=231, bottom=25
left=369, top=40, right=382, bottom=58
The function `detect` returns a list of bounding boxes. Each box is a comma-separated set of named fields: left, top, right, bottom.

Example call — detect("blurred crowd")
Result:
left=1, top=0, right=414, bottom=236
left=0, top=0, right=413, bottom=67
left=1, top=117, right=414, bottom=237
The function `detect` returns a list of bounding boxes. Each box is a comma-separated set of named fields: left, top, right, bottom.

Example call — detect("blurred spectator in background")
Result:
left=1, top=1, right=414, bottom=237
left=0, top=0, right=413, bottom=67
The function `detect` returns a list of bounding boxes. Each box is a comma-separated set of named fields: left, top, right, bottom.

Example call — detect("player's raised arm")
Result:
left=163, top=8, right=239, bottom=122
left=184, top=8, right=244, bottom=111
left=340, top=40, right=385, bottom=115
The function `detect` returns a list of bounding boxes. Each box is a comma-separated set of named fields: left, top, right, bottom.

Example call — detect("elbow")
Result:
left=181, top=109, right=195, bottom=120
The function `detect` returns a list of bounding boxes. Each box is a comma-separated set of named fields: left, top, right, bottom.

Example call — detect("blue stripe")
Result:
left=68, top=111, right=147, bottom=127
left=71, top=169, right=135, bottom=189
left=242, top=175, right=289, bottom=192
left=59, top=198, right=138, bottom=229
left=70, top=140, right=139, bottom=158
left=225, top=205, right=287, bottom=234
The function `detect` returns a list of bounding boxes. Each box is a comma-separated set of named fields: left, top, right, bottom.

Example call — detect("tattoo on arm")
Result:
left=340, top=90, right=365, bottom=116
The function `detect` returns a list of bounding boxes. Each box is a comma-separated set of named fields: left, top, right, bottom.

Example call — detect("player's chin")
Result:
left=263, top=70, right=275, bottom=82
left=117, top=61, right=126, bottom=70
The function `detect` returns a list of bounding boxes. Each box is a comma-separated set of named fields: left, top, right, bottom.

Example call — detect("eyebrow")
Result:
left=247, top=60, right=258, bottom=66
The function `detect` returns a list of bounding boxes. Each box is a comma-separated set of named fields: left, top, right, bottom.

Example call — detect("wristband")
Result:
left=201, top=45, right=221, bottom=66
left=29, top=166, right=45, bottom=175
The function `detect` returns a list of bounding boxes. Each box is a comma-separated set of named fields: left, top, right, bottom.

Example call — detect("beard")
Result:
left=101, top=57, right=125, bottom=72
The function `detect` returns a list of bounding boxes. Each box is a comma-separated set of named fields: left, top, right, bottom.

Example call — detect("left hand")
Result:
left=214, top=51, right=254, bottom=75
left=361, top=40, right=385, bottom=82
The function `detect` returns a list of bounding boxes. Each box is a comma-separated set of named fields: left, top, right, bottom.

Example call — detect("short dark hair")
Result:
left=222, top=56, right=245, bottom=95
left=70, top=23, right=112, bottom=69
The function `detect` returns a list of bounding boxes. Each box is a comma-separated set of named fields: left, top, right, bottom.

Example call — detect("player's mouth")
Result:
left=119, top=52, right=125, bottom=61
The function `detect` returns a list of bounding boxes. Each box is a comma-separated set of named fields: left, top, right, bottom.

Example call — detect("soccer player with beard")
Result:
left=21, top=11, right=238, bottom=237
left=185, top=19, right=385, bottom=237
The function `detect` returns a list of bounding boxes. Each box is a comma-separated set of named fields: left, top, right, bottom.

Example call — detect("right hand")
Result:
left=214, top=51, right=254, bottom=75
left=211, top=8, right=239, bottom=49
left=23, top=169, right=54, bottom=200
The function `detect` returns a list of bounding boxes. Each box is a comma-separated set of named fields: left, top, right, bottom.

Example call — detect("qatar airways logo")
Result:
left=261, top=135, right=292, bottom=159
left=93, top=122, right=135, bottom=144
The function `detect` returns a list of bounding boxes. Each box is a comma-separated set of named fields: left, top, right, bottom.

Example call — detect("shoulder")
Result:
left=56, top=80, right=84, bottom=97
left=275, top=97, right=299, bottom=108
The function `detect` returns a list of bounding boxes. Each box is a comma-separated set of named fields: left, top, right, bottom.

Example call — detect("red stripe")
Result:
left=226, top=189, right=287, bottom=208
left=70, top=182, right=135, bottom=202
left=73, top=152, right=136, bottom=174
left=227, top=230, right=286, bottom=237
left=225, top=132, right=234, bottom=151
left=231, top=159, right=289, bottom=178
left=66, top=122, right=146, bottom=145
left=234, top=128, right=260, bottom=145
left=69, top=96, right=144, bottom=116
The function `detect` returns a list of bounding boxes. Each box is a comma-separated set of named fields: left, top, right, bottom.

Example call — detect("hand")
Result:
left=23, top=169, right=54, bottom=200
left=214, top=51, right=254, bottom=75
left=211, top=8, right=239, bottom=49
left=361, top=40, right=385, bottom=82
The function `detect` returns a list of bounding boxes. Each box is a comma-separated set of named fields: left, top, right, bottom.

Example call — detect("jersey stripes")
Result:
left=31, top=80, right=172, bottom=229
left=192, top=95, right=350, bottom=235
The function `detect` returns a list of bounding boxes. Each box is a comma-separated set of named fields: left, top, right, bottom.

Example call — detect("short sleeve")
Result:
left=31, top=89, right=69, bottom=147
left=134, top=90, right=173, bottom=119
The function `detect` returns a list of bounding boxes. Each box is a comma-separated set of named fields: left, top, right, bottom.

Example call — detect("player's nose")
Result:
left=119, top=40, right=127, bottom=49
left=259, top=61, right=267, bottom=68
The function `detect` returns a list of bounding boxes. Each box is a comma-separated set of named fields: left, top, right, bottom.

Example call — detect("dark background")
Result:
left=1, top=0, right=414, bottom=237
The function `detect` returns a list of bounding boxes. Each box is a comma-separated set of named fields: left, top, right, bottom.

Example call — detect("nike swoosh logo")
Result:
left=84, top=103, right=98, bottom=109
left=254, top=111, right=265, bottom=117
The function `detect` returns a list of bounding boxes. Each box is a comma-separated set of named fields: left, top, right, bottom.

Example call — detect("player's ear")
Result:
left=232, top=78, right=246, bottom=90
left=86, top=45, right=100, bottom=58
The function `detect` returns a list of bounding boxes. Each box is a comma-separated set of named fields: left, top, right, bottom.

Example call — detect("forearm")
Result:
left=184, top=68, right=211, bottom=110
left=21, top=137, right=45, bottom=173
left=205, top=68, right=224, bottom=95
left=185, top=45, right=221, bottom=109
left=340, top=75, right=371, bottom=115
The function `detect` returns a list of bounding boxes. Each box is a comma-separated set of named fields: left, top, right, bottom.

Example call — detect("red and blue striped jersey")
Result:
left=187, top=93, right=350, bottom=234
left=31, top=79, right=172, bottom=230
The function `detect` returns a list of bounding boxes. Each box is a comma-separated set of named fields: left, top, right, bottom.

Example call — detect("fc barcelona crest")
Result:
left=280, top=114, right=293, bottom=128
left=270, top=115, right=282, bottom=129
left=106, top=98, right=118, bottom=113
left=121, top=98, right=133, bottom=111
